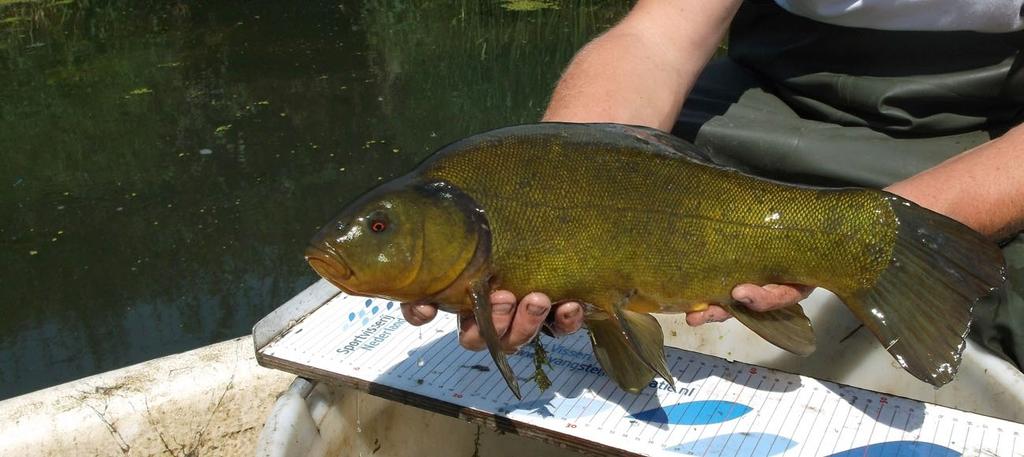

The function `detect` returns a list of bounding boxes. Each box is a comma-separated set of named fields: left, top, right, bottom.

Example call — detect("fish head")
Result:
left=306, top=180, right=489, bottom=304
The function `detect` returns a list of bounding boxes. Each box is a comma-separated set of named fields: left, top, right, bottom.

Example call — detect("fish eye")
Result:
left=367, top=211, right=389, bottom=233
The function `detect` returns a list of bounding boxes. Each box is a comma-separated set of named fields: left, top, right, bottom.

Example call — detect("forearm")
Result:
left=542, top=0, right=741, bottom=131
left=886, top=124, right=1024, bottom=241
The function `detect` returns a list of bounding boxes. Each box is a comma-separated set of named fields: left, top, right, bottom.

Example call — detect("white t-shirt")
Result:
left=774, top=0, right=1024, bottom=32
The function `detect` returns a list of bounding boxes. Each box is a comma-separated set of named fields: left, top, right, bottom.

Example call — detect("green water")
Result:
left=0, top=0, right=629, bottom=400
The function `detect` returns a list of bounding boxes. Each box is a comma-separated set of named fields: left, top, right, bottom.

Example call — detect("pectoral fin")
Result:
left=721, top=301, right=816, bottom=356
left=469, top=280, right=522, bottom=399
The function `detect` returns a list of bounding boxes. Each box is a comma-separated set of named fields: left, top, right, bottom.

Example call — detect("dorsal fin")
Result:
left=587, top=123, right=717, bottom=165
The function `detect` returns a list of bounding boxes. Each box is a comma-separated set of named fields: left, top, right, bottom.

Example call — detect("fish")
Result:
left=305, top=122, right=1006, bottom=399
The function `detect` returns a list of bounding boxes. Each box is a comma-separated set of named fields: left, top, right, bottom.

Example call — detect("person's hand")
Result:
left=400, top=291, right=586, bottom=352
left=684, top=283, right=815, bottom=326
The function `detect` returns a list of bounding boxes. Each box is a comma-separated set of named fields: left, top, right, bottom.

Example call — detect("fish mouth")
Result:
left=305, top=245, right=354, bottom=287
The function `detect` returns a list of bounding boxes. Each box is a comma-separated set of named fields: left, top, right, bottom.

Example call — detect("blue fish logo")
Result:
left=667, top=432, right=797, bottom=456
left=826, top=441, right=961, bottom=457
left=632, top=400, right=752, bottom=425
left=345, top=298, right=394, bottom=327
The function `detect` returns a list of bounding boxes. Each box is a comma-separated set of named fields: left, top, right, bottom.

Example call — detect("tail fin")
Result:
left=841, top=194, right=1005, bottom=387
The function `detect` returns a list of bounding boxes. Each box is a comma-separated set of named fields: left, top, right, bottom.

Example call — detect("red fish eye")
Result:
left=370, top=220, right=387, bottom=233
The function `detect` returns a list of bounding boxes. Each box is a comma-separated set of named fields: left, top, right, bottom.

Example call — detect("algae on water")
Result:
left=500, top=1, right=558, bottom=12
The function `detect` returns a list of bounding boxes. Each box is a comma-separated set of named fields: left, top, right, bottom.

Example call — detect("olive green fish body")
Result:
left=308, top=122, right=1006, bottom=397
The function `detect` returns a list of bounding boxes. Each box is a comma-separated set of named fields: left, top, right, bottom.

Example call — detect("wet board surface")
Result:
left=254, top=281, right=1024, bottom=457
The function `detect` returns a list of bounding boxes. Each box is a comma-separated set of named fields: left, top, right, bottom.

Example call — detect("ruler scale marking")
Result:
left=672, top=367, right=726, bottom=447
left=651, top=354, right=692, bottom=444
left=781, top=385, right=814, bottom=457
left=863, top=397, right=887, bottom=456
left=293, top=301, right=333, bottom=356
left=807, top=391, right=839, bottom=457
left=849, top=395, right=871, bottom=453
left=484, top=339, right=544, bottom=400
left=931, top=413, right=944, bottom=457
left=768, top=380, right=801, bottom=456
left=978, top=424, right=988, bottom=457
left=449, top=352, right=491, bottom=397
left=733, top=378, right=777, bottom=457
left=695, top=369, right=743, bottom=457
left=406, top=328, right=459, bottom=381
left=634, top=373, right=682, bottom=443
left=656, top=356, right=701, bottom=434
left=389, top=324, right=433, bottom=378
left=424, top=335, right=466, bottom=386
left=750, top=379, right=788, bottom=457
left=830, top=392, right=853, bottom=455
left=752, top=378, right=788, bottom=456
left=885, top=405, right=903, bottom=457
left=960, top=422, right=972, bottom=456
left=942, top=416, right=955, bottom=454
left=688, top=366, right=739, bottom=450
left=557, top=361, right=597, bottom=419
left=583, top=376, right=615, bottom=429
left=657, top=361, right=708, bottom=446
left=395, top=327, right=434, bottom=378
left=719, top=375, right=766, bottom=457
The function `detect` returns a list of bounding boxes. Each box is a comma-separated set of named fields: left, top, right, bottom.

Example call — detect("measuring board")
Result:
left=254, top=281, right=1024, bottom=457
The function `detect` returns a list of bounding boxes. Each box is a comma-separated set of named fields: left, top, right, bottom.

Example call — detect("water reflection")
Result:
left=0, top=0, right=630, bottom=399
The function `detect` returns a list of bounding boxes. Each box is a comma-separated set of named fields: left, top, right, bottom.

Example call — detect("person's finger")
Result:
left=457, top=313, right=486, bottom=351
left=732, top=283, right=814, bottom=312
left=502, top=292, right=551, bottom=352
left=685, top=305, right=732, bottom=326
left=400, top=302, right=438, bottom=326
left=489, top=290, right=517, bottom=338
left=549, top=301, right=585, bottom=336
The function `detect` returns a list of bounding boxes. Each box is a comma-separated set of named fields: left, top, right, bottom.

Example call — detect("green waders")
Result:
left=673, top=1, right=1024, bottom=369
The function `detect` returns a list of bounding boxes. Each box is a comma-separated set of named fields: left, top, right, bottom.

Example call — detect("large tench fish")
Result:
left=306, top=123, right=1006, bottom=399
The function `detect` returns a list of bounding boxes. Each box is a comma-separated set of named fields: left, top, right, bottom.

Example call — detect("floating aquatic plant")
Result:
left=500, top=1, right=559, bottom=12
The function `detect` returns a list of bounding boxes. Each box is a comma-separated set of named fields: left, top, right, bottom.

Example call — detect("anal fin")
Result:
left=586, top=293, right=674, bottom=394
left=587, top=314, right=657, bottom=394
left=721, top=301, right=816, bottom=356
left=610, top=307, right=674, bottom=385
